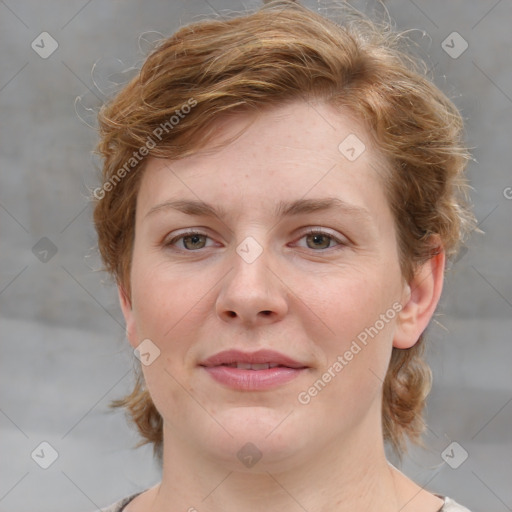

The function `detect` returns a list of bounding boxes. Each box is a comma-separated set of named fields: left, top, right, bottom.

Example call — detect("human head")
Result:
left=93, top=0, right=474, bottom=459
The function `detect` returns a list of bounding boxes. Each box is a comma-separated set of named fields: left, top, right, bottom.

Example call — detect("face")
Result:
left=119, top=99, right=427, bottom=472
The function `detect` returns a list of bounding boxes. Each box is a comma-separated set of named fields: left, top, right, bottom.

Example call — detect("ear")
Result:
left=394, top=244, right=445, bottom=349
left=118, top=283, right=138, bottom=349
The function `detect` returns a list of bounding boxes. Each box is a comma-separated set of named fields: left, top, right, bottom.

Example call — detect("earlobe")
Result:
left=118, top=283, right=138, bottom=348
left=393, top=246, right=445, bottom=349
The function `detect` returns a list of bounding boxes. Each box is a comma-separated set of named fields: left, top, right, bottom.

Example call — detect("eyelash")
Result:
left=164, top=228, right=346, bottom=252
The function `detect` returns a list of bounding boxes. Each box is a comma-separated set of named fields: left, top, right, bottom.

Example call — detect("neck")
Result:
left=148, top=420, right=402, bottom=512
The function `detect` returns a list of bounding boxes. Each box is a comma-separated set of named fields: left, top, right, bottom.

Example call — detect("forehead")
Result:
left=136, top=99, right=390, bottom=222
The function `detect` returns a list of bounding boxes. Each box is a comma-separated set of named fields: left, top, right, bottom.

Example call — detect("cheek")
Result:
left=311, top=265, right=400, bottom=335
left=301, top=279, right=398, bottom=426
left=130, top=265, right=201, bottom=410
left=129, top=259, right=205, bottom=340
left=307, top=265, right=400, bottom=384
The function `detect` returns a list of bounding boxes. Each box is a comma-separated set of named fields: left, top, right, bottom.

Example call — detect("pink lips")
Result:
left=199, top=349, right=309, bottom=391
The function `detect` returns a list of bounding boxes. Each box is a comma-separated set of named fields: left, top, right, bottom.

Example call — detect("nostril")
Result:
left=261, top=310, right=272, bottom=316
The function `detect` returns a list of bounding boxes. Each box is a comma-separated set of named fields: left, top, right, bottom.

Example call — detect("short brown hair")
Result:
left=93, top=0, right=475, bottom=458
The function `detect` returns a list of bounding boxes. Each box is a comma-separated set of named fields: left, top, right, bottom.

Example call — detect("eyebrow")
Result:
left=144, top=197, right=371, bottom=222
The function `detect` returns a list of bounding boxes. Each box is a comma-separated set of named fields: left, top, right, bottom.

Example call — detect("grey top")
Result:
left=100, top=491, right=472, bottom=511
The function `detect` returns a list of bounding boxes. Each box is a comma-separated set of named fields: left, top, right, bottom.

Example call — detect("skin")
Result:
left=119, top=99, right=445, bottom=512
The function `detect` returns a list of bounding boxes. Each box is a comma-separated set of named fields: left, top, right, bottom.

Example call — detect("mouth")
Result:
left=199, top=349, right=308, bottom=369
left=219, top=362, right=292, bottom=370
left=199, top=349, right=309, bottom=390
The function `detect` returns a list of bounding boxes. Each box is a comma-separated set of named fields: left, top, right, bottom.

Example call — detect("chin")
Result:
left=196, top=406, right=314, bottom=473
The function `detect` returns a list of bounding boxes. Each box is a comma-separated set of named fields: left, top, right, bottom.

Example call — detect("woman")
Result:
left=92, top=1, right=475, bottom=510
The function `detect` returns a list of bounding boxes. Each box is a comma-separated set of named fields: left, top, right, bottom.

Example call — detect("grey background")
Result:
left=0, top=1, right=511, bottom=511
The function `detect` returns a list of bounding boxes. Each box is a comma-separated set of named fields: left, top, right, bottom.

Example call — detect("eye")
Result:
left=164, top=228, right=346, bottom=252
left=295, top=229, right=346, bottom=251
left=165, top=231, right=214, bottom=251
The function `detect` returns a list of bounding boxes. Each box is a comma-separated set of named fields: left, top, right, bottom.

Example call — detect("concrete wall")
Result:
left=1, top=1, right=510, bottom=510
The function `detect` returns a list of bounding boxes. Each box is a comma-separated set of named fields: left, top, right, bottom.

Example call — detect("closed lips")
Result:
left=200, top=349, right=309, bottom=390
left=223, top=362, right=286, bottom=370
left=199, top=349, right=308, bottom=369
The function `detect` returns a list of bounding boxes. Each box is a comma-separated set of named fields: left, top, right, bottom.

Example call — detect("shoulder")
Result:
left=96, top=491, right=472, bottom=512
left=97, top=491, right=143, bottom=512
left=440, top=496, right=473, bottom=512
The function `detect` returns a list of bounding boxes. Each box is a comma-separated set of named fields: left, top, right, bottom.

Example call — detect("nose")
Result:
left=215, top=242, right=289, bottom=326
